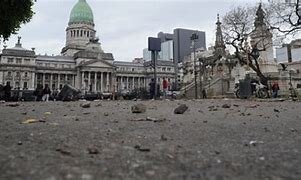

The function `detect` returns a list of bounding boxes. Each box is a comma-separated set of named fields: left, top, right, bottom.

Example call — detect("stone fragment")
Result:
left=6, top=102, right=20, bottom=107
left=161, top=134, right=168, bottom=141
left=274, top=109, right=280, bottom=113
left=134, top=145, right=150, bottom=152
left=174, top=104, right=188, bottom=114
left=104, top=112, right=109, bottom=116
left=87, top=146, right=99, bottom=154
left=222, top=104, right=231, bottom=108
left=80, top=102, right=91, bottom=108
left=22, top=119, right=39, bottom=124
left=131, top=104, right=146, bottom=113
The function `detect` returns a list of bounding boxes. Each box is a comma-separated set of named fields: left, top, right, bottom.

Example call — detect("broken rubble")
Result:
left=131, top=104, right=146, bottom=113
left=80, top=102, right=91, bottom=108
left=174, top=104, right=188, bottom=114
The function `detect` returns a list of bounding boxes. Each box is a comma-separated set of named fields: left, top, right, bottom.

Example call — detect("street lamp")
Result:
left=191, top=33, right=199, bottom=99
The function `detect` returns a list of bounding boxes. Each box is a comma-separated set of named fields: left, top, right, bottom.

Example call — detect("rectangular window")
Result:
left=8, top=58, right=14, bottom=63
left=23, top=82, right=28, bottom=89
left=16, top=58, right=22, bottom=64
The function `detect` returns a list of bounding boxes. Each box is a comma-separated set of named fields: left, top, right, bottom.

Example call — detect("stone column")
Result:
left=81, top=72, right=85, bottom=90
left=132, top=77, right=135, bottom=90
left=42, top=73, right=45, bottom=88
left=50, top=73, right=53, bottom=90
left=126, top=77, right=129, bottom=90
left=94, top=72, right=97, bottom=93
left=57, top=74, right=60, bottom=90
left=88, top=72, right=91, bottom=91
left=106, top=72, right=110, bottom=91
left=65, top=74, right=68, bottom=85
left=31, top=72, right=35, bottom=90
left=100, top=72, right=103, bottom=92
left=138, top=77, right=141, bottom=89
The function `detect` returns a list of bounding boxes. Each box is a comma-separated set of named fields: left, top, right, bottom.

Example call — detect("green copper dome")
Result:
left=69, top=0, right=94, bottom=24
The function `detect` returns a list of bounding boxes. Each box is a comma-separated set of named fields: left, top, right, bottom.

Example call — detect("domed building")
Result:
left=0, top=0, right=176, bottom=97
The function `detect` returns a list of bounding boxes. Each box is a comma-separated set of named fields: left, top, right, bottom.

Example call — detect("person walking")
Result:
left=3, top=82, right=11, bottom=102
left=202, top=88, right=207, bottom=99
left=162, top=77, right=168, bottom=99
left=42, top=84, right=51, bottom=102
left=149, top=78, right=155, bottom=99
left=271, top=82, right=280, bottom=98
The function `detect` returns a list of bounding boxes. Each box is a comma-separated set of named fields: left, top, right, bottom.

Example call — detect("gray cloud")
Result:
left=4, top=0, right=263, bottom=61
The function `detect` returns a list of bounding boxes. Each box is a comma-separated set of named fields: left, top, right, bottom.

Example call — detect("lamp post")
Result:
left=191, top=33, right=199, bottom=99
left=199, top=57, right=203, bottom=98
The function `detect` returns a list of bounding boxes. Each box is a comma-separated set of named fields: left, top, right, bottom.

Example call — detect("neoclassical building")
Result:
left=0, top=0, right=175, bottom=93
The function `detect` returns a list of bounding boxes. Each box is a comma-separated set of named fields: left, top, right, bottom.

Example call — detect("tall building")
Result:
left=0, top=0, right=176, bottom=93
left=173, top=28, right=206, bottom=63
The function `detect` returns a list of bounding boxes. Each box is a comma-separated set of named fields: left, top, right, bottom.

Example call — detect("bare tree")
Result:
left=222, top=5, right=272, bottom=85
left=268, top=0, right=301, bottom=34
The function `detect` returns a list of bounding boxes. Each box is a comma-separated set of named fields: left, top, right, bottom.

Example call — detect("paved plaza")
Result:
left=0, top=99, right=300, bottom=180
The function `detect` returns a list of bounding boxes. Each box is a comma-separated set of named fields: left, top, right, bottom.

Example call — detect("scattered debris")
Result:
left=6, top=103, right=20, bottom=107
left=130, top=117, right=166, bottom=122
left=274, top=109, right=280, bottom=113
left=44, top=112, right=52, bottom=115
left=87, top=146, right=99, bottom=155
left=208, top=106, right=218, bottom=111
left=233, top=104, right=239, bottom=107
left=203, top=120, right=208, bottom=123
left=83, top=112, right=91, bottom=115
left=22, top=119, right=39, bottom=124
left=174, top=104, right=188, bottom=114
left=134, top=145, right=150, bottom=152
left=249, top=140, right=264, bottom=146
left=17, top=141, right=23, bottom=145
left=56, top=148, right=72, bottom=156
left=222, top=104, right=231, bottom=108
left=80, top=102, right=91, bottom=108
left=21, top=112, right=27, bottom=115
left=131, top=104, right=146, bottom=113
left=264, top=127, right=270, bottom=132
left=104, top=112, right=109, bottom=116
left=259, top=157, right=265, bottom=161
left=160, top=134, right=168, bottom=141
left=290, top=128, right=298, bottom=133
left=247, top=104, right=259, bottom=108
left=95, top=103, right=102, bottom=107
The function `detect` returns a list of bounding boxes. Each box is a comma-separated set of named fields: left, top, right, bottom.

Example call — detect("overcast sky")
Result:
left=4, top=0, right=267, bottom=61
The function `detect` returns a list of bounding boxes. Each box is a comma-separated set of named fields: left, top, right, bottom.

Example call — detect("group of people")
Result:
left=33, top=84, right=61, bottom=102
left=149, top=78, right=169, bottom=99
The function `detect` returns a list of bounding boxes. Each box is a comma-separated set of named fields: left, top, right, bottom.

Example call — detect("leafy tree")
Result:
left=0, top=0, right=35, bottom=41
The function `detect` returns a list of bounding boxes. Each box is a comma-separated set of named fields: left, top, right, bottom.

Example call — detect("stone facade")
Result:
left=0, top=0, right=175, bottom=93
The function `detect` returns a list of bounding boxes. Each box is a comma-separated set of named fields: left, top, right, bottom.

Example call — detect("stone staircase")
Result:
left=180, top=76, right=235, bottom=98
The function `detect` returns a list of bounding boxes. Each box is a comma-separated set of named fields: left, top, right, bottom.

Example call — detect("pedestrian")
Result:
left=202, top=88, right=207, bottom=99
left=42, top=84, right=51, bottom=101
left=271, top=82, right=280, bottom=98
left=149, top=78, right=155, bottom=99
left=3, top=82, right=11, bottom=102
left=162, top=77, right=168, bottom=99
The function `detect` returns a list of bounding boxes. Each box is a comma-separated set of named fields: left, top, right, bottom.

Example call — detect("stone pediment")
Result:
left=80, top=59, right=114, bottom=68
